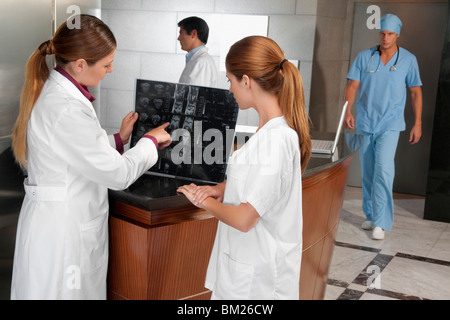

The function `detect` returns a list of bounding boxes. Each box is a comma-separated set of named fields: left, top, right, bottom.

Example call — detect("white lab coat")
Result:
left=205, top=117, right=303, bottom=300
left=179, top=46, right=218, bottom=87
left=10, top=70, right=158, bottom=300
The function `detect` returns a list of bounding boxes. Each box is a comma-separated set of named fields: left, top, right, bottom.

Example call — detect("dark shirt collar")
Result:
left=54, top=65, right=96, bottom=102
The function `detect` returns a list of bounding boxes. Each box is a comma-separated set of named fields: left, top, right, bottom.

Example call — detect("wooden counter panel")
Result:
left=108, top=216, right=149, bottom=300
left=327, top=159, right=352, bottom=231
left=301, top=179, right=335, bottom=250
left=313, top=224, right=340, bottom=299
left=108, top=214, right=218, bottom=300
left=299, top=157, right=352, bottom=300
left=145, top=218, right=218, bottom=299
left=301, top=159, right=351, bottom=248
left=299, top=238, right=324, bottom=300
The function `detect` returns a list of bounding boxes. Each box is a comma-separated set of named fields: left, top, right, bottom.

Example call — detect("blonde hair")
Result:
left=12, top=15, right=116, bottom=169
left=226, top=36, right=311, bottom=172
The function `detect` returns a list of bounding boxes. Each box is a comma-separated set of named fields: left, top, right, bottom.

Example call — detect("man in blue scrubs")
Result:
left=344, top=14, right=423, bottom=240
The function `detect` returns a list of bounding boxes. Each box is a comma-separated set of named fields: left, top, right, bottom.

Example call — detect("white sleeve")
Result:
left=108, top=135, right=116, bottom=148
left=51, top=100, right=158, bottom=190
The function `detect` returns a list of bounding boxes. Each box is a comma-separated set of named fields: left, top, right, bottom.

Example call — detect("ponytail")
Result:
left=12, top=41, right=53, bottom=169
left=278, top=59, right=311, bottom=173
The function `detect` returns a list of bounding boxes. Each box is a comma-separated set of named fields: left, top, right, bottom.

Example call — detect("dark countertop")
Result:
left=108, top=133, right=363, bottom=212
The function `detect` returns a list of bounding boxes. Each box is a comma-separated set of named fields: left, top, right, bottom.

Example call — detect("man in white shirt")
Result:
left=177, top=16, right=218, bottom=87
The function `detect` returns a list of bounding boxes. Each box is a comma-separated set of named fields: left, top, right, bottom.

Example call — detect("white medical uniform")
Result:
left=179, top=46, right=218, bottom=88
left=11, top=70, right=158, bottom=300
left=205, top=117, right=303, bottom=300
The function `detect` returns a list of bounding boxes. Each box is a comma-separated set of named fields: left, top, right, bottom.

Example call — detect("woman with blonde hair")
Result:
left=178, top=36, right=311, bottom=299
left=11, top=14, right=171, bottom=300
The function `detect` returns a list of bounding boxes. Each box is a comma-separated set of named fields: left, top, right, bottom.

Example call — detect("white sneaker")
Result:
left=372, top=227, right=385, bottom=240
left=361, top=220, right=373, bottom=230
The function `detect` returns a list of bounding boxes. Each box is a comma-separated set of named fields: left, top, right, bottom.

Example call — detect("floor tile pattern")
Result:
left=325, top=187, right=450, bottom=300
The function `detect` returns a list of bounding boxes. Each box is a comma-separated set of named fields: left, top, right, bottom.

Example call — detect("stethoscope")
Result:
left=366, top=45, right=399, bottom=73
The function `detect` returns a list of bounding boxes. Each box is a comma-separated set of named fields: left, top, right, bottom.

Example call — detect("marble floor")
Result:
left=325, top=187, right=450, bottom=300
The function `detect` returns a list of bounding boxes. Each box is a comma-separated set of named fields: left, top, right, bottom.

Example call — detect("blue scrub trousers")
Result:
left=359, top=130, right=400, bottom=231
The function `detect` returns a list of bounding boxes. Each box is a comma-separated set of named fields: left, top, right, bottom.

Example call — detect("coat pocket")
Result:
left=80, top=213, right=108, bottom=273
left=215, top=253, right=254, bottom=300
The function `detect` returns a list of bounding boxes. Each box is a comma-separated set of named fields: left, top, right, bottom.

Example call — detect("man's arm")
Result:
left=409, top=86, right=423, bottom=144
left=344, top=79, right=360, bottom=129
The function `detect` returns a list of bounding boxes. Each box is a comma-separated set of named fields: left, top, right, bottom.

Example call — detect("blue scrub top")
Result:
left=347, top=46, right=422, bottom=134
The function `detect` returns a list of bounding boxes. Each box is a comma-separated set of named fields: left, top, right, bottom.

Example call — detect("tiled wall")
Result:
left=100, top=0, right=319, bottom=135
left=309, top=0, right=350, bottom=132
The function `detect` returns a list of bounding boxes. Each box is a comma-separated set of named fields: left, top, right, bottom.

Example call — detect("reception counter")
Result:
left=107, top=133, right=363, bottom=300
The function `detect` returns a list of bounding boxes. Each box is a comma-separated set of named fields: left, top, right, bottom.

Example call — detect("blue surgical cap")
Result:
left=380, top=14, right=402, bottom=35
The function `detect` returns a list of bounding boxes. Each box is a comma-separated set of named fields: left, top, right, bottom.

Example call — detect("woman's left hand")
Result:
left=177, top=183, right=207, bottom=208
left=119, top=111, right=139, bottom=145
